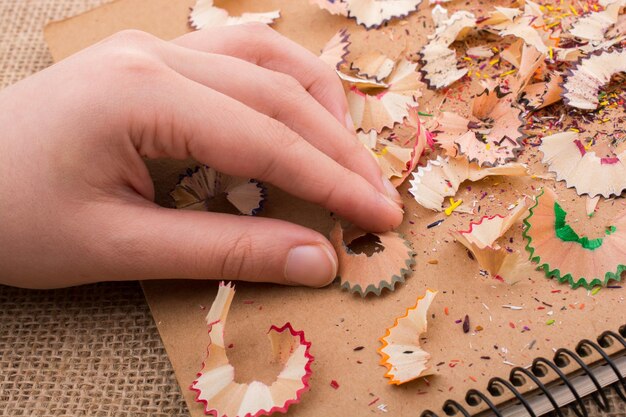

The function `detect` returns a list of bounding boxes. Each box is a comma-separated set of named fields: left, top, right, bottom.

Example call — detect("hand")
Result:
left=0, top=25, right=403, bottom=289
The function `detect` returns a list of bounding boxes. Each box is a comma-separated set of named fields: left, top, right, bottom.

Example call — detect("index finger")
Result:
left=172, top=24, right=353, bottom=130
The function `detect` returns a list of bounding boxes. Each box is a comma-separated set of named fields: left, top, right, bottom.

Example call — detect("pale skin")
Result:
left=0, top=24, right=404, bottom=290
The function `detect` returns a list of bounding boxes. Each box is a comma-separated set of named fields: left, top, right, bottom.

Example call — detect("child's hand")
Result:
left=0, top=25, right=403, bottom=289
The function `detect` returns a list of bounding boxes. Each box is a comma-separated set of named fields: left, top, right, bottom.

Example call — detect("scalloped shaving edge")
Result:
left=378, top=289, right=437, bottom=384
left=319, top=29, right=350, bottom=70
left=434, top=83, right=526, bottom=167
left=171, top=166, right=266, bottom=215
left=523, top=188, right=626, bottom=289
left=568, top=0, right=624, bottom=41
left=308, top=0, right=349, bottom=16
left=451, top=197, right=536, bottom=283
left=539, top=131, right=626, bottom=197
left=419, top=10, right=477, bottom=89
left=409, top=156, right=528, bottom=211
left=484, top=2, right=549, bottom=53
left=562, top=48, right=626, bottom=110
left=345, top=0, right=423, bottom=29
left=347, top=58, right=422, bottom=132
left=330, top=223, right=416, bottom=297
left=350, top=51, right=397, bottom=82
left=189, top=1, right=280, bottom=29
left=191, top=282, right=314, bottom=417
left=357, top=108, right=427, bottom=186
left=521, top=71, right=564, bottom=109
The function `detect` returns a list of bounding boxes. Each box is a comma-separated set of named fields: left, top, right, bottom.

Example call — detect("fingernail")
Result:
left=345, top=111, right=355, bottom=132
left=381, top=193, right=405, bottom=215
left=285, top=244, right=337, bottom=287
left=382, top=175, right=403, bottom=206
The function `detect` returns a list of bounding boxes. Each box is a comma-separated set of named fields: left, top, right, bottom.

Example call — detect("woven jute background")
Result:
left=0, top=1, right=623, bottom=416
left=0, top=282, right=189, bottom=416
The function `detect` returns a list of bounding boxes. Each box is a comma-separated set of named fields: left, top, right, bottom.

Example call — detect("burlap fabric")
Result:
left=0, top=282, right=189, bottom=416
left=0, top=1, right=623, bottom=416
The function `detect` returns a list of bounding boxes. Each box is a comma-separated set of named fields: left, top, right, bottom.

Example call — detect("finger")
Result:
left=102, top=203, right=338, bottom=287
left=171, top=24, right=352, bottom=130
left=128, top=70, right=403, bottom=232
left=156, top=44, right=399, bottom=203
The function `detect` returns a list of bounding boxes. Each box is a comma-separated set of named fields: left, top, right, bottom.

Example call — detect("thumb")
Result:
left=105, top=204, right=338, bottom=287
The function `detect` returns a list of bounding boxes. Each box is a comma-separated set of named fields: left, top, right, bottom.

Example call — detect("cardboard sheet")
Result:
left=44, top=1, right=626, bottom=416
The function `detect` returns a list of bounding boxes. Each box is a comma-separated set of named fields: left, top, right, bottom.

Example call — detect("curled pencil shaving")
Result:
left=330, top=223, right=415, bottom=297
left=189, top=0, right=279, bottom=29
left=419, top=10, right=477, bottom=89
left=482, top=2, right=550, bottom=53
left=561, top=48, right=626, bottom=110
left=319, top=29, right=351, bottom=70
left=523, top=188, right=626, bottom=289
left=567, top=0, right=625, bottom=41
left=434, top=83, right=525, bottom=167
left=171, top=166, right=266, bottom=215
left=347, top=58, right=422, bottom=132
left=350, top=51, right=398, bottom=82
left=308, top=0, right=349, bottom=16
left=318, top=30, right=389, bottom=88
left=409, top=156, right=528, bottom=211
left=451, top=197, right=536, bottom=284
left=344, top=0, right=424, bottom=29
left=378, top=289, right=438, bottom=384
left=540, top=131, right=626, bottom=198
left=357, top=108, right=427, bottom=186
left=191, top=282, right=314, bottom=417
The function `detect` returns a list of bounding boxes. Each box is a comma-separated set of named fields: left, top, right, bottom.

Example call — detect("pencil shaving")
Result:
left=191, top=282, right=314, bottom=417
left=540, top=131, right=626, bottom=198
left=189, top=0, right=279, bottom=29
left=523, top=189, right=626, bottom=289
left=378, top=289, right=437, bottom=384
left=350, top=51, right=397, bottom=82
left=451, top=197, right=535, bottom=283
left=347, top=58, right=422, bottom=132
left=330, top=223, right=415, bottom=297
left=434, top=83, right=525, bottom=167
left=409, top=156, right=528, bottom=211
left=419, top=10, right=477, bottom=89
left=357, top=108, right=427, bottom=186
left=319, top=29, right=351, bottom=70
left=171, top=166, right=266, bottom=215
left=562, top=48, right=626, bottom=110
left=344, top=0, right=424, bottom=29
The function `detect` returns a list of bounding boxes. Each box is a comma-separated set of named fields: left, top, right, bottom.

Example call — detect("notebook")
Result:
left=43, top=1, right=626, bottom=416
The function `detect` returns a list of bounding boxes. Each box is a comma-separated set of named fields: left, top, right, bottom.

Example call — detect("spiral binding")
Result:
left=421, top=325, right=626, bottom=417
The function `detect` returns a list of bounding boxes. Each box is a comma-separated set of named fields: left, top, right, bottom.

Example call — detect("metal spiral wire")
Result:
left=421, top=325, right=626, bottom=417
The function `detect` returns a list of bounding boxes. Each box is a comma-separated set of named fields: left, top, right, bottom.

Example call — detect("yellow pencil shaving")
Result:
left=444, top=198, right=463, bottom=216
left=500, top=69, right=517, bottom=77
